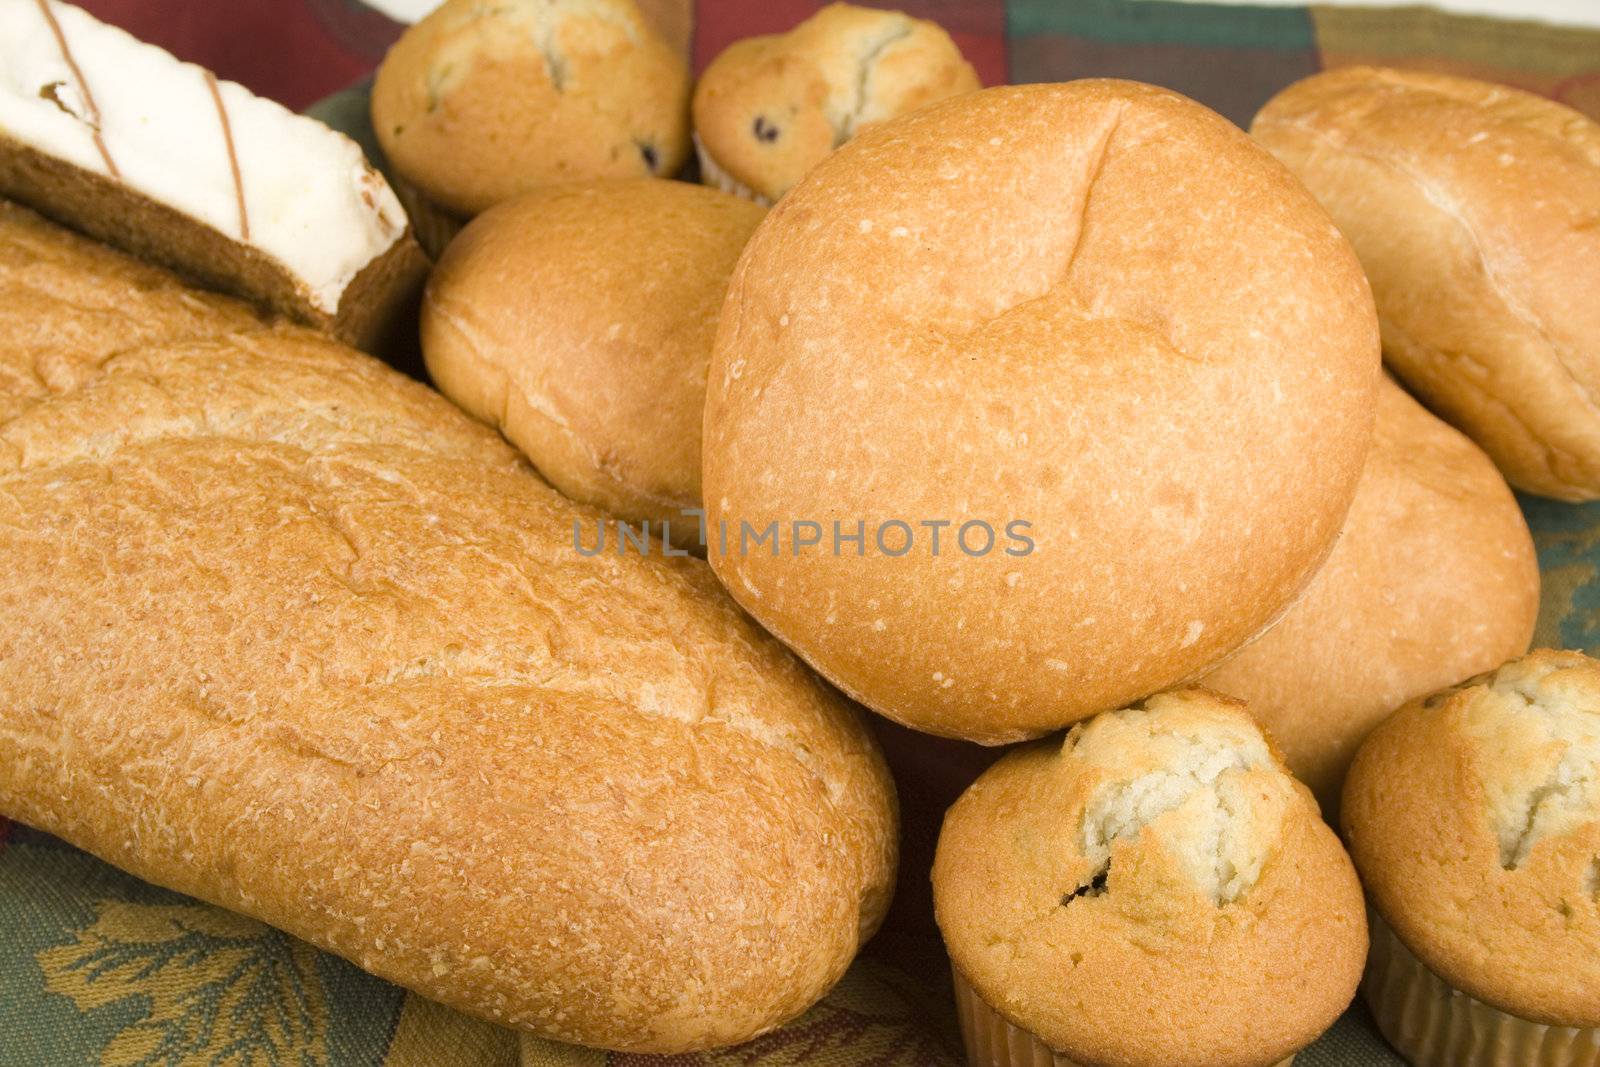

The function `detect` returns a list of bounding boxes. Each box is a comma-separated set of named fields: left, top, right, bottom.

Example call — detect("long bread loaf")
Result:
left=0, top=200, right=897, bottom=1054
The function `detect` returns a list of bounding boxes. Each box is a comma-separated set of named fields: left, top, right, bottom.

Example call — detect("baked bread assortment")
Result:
left=1202, top=377, right=1540, bottom=812
left=371, top=0, right=691, bottom=218
left=6, top=1, right=1600, bottom=1061
left=692, top=3, right=980, bottom=204
left=1252, top=67, right=1600, bottom=501
left=0, top=199, right=897, bottom=1054
left=422, top=179, right=763, bottom=539
left=703, top=80, right=1380, bottom=744
left=0, top=0, right=428, bottom=352
left=934, top=691, right=1368, bottom=1067
left=1343, top=651, right=1600, bottom=1066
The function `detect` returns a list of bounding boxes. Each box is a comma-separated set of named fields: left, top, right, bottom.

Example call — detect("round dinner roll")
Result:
left=1344, top=651, right=1600, bottom=1064
left=1202, top=377, right=1539, bottom=811
left=423, top=180, right=763, bottom=539
left=692, top=3, right=979, bottom=204
left=935, top=690, right=1367, bottom=1067
left=372, top=0, right=691, bottom=217
left=702, top=80, right=1380, bottom=744
left=1252, top=66, right=1600, bottom=501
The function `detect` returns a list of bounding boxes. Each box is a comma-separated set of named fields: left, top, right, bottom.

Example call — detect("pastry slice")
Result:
left=0, top=0, right=428, bottom=352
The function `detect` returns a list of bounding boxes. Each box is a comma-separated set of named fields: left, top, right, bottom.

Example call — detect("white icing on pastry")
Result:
left=0, top=0, right=409, bottom=312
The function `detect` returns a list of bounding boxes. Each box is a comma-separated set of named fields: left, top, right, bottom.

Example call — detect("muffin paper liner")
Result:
left=951, top=965, right=1295, bottom=1067
left=693, top=134, right=774, bottom=207
left=1365, top=908, right=1600, bottom=1067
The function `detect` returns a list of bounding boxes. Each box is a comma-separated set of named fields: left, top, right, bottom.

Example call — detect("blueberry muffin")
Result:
left=692, top=3, right=978, bottom=203
left=373, top=0, right=690, bottom=217
left=935, top=690, right=1367, bottom=1067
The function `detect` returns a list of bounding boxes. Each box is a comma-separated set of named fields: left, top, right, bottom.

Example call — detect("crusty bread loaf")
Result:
left=372, top=0, right=691, bottom=217
left=1252, top=66, right=1600, bottom=501
left=1203, top=377, right=1539, bottom=811
left=702, top=80, right=1380, bottom=744
left=935, top=691, right=1366, bottom=1066
left=0, top=199, right=896, bottom=1053
left=692, top=3, right=979, bottom=203
left=0, top=0, right=428, bottom=354
left=422, top=180, right=763, bottom=541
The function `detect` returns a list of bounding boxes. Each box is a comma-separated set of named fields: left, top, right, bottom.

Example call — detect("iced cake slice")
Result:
left=0, top=0, right=428, bottom=351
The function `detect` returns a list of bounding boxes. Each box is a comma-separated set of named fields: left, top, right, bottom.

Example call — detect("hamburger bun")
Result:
left=702, top=80, right=1381, bottom=743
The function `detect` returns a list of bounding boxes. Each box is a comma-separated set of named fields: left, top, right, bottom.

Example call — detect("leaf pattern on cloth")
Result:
left=36, top=901, right=329, bottom=1067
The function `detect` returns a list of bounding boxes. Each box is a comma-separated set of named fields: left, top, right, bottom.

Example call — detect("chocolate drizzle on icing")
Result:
left=204, top=70, right=249, bottom=240
left=32, top=0, right=119, bottom=178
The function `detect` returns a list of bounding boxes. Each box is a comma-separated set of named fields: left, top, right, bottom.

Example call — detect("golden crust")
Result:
left=703, top=80, right=1380, bottom=743
left=1203, top=378, right=1539, bottom=811
left=422, top=179, right=764, bottom=538
left=934, top=691, right=1367, bottom=1067
left=691, top=3, right=979, bottom=202
left=0, top=199, right=896, bottom=1053
left=1252, top=66, right=1600, bottom=501
left=1343, top=650, right=1600, bottom=1028
left=371, top=0, right=691, bottom=217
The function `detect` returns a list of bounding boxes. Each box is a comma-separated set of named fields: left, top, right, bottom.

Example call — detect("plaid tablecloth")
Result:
left=4, top=1, right=1600, bottom=1065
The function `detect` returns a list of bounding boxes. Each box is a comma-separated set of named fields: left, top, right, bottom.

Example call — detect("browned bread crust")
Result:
left=0, top=198, right=896, bottom=1053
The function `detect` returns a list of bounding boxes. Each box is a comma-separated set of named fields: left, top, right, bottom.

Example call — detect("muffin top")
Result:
left=373, top=0, right=690, bottom=216
left=934, top=690, right=1366, bottom=1067
left=1344, top=649, right=1600, bottom=1027
left=692, top=3, right=978, bottom=202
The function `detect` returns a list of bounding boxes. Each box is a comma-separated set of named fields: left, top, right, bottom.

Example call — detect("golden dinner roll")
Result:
left=372, top=0, right=690, bottom=217
left=703, top=81, right=1380, bottom=744
left=692, top=3, right=979, bottom=203
left=1253, top=66, right=1600, bottom=501
left=423, top=180, right=763, bottom=539
left=1344, top=651, right=1600, bottom=1063
left=1203, top=377, right=1539, bottom=810
left=935, top=690, right=1366, bottom=1067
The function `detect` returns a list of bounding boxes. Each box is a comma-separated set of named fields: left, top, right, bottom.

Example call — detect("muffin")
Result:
left=1343, top=650, right=1600, bottom=1067
left=422, top=179, right=763, bottom=544
left=1203, top=377, right=1539, bottom=813
left=692, top=3, right=979, bottom=204
left=372, top=0, right=690, bottom=218
left=934, top=690, right=1367, bottom=1067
